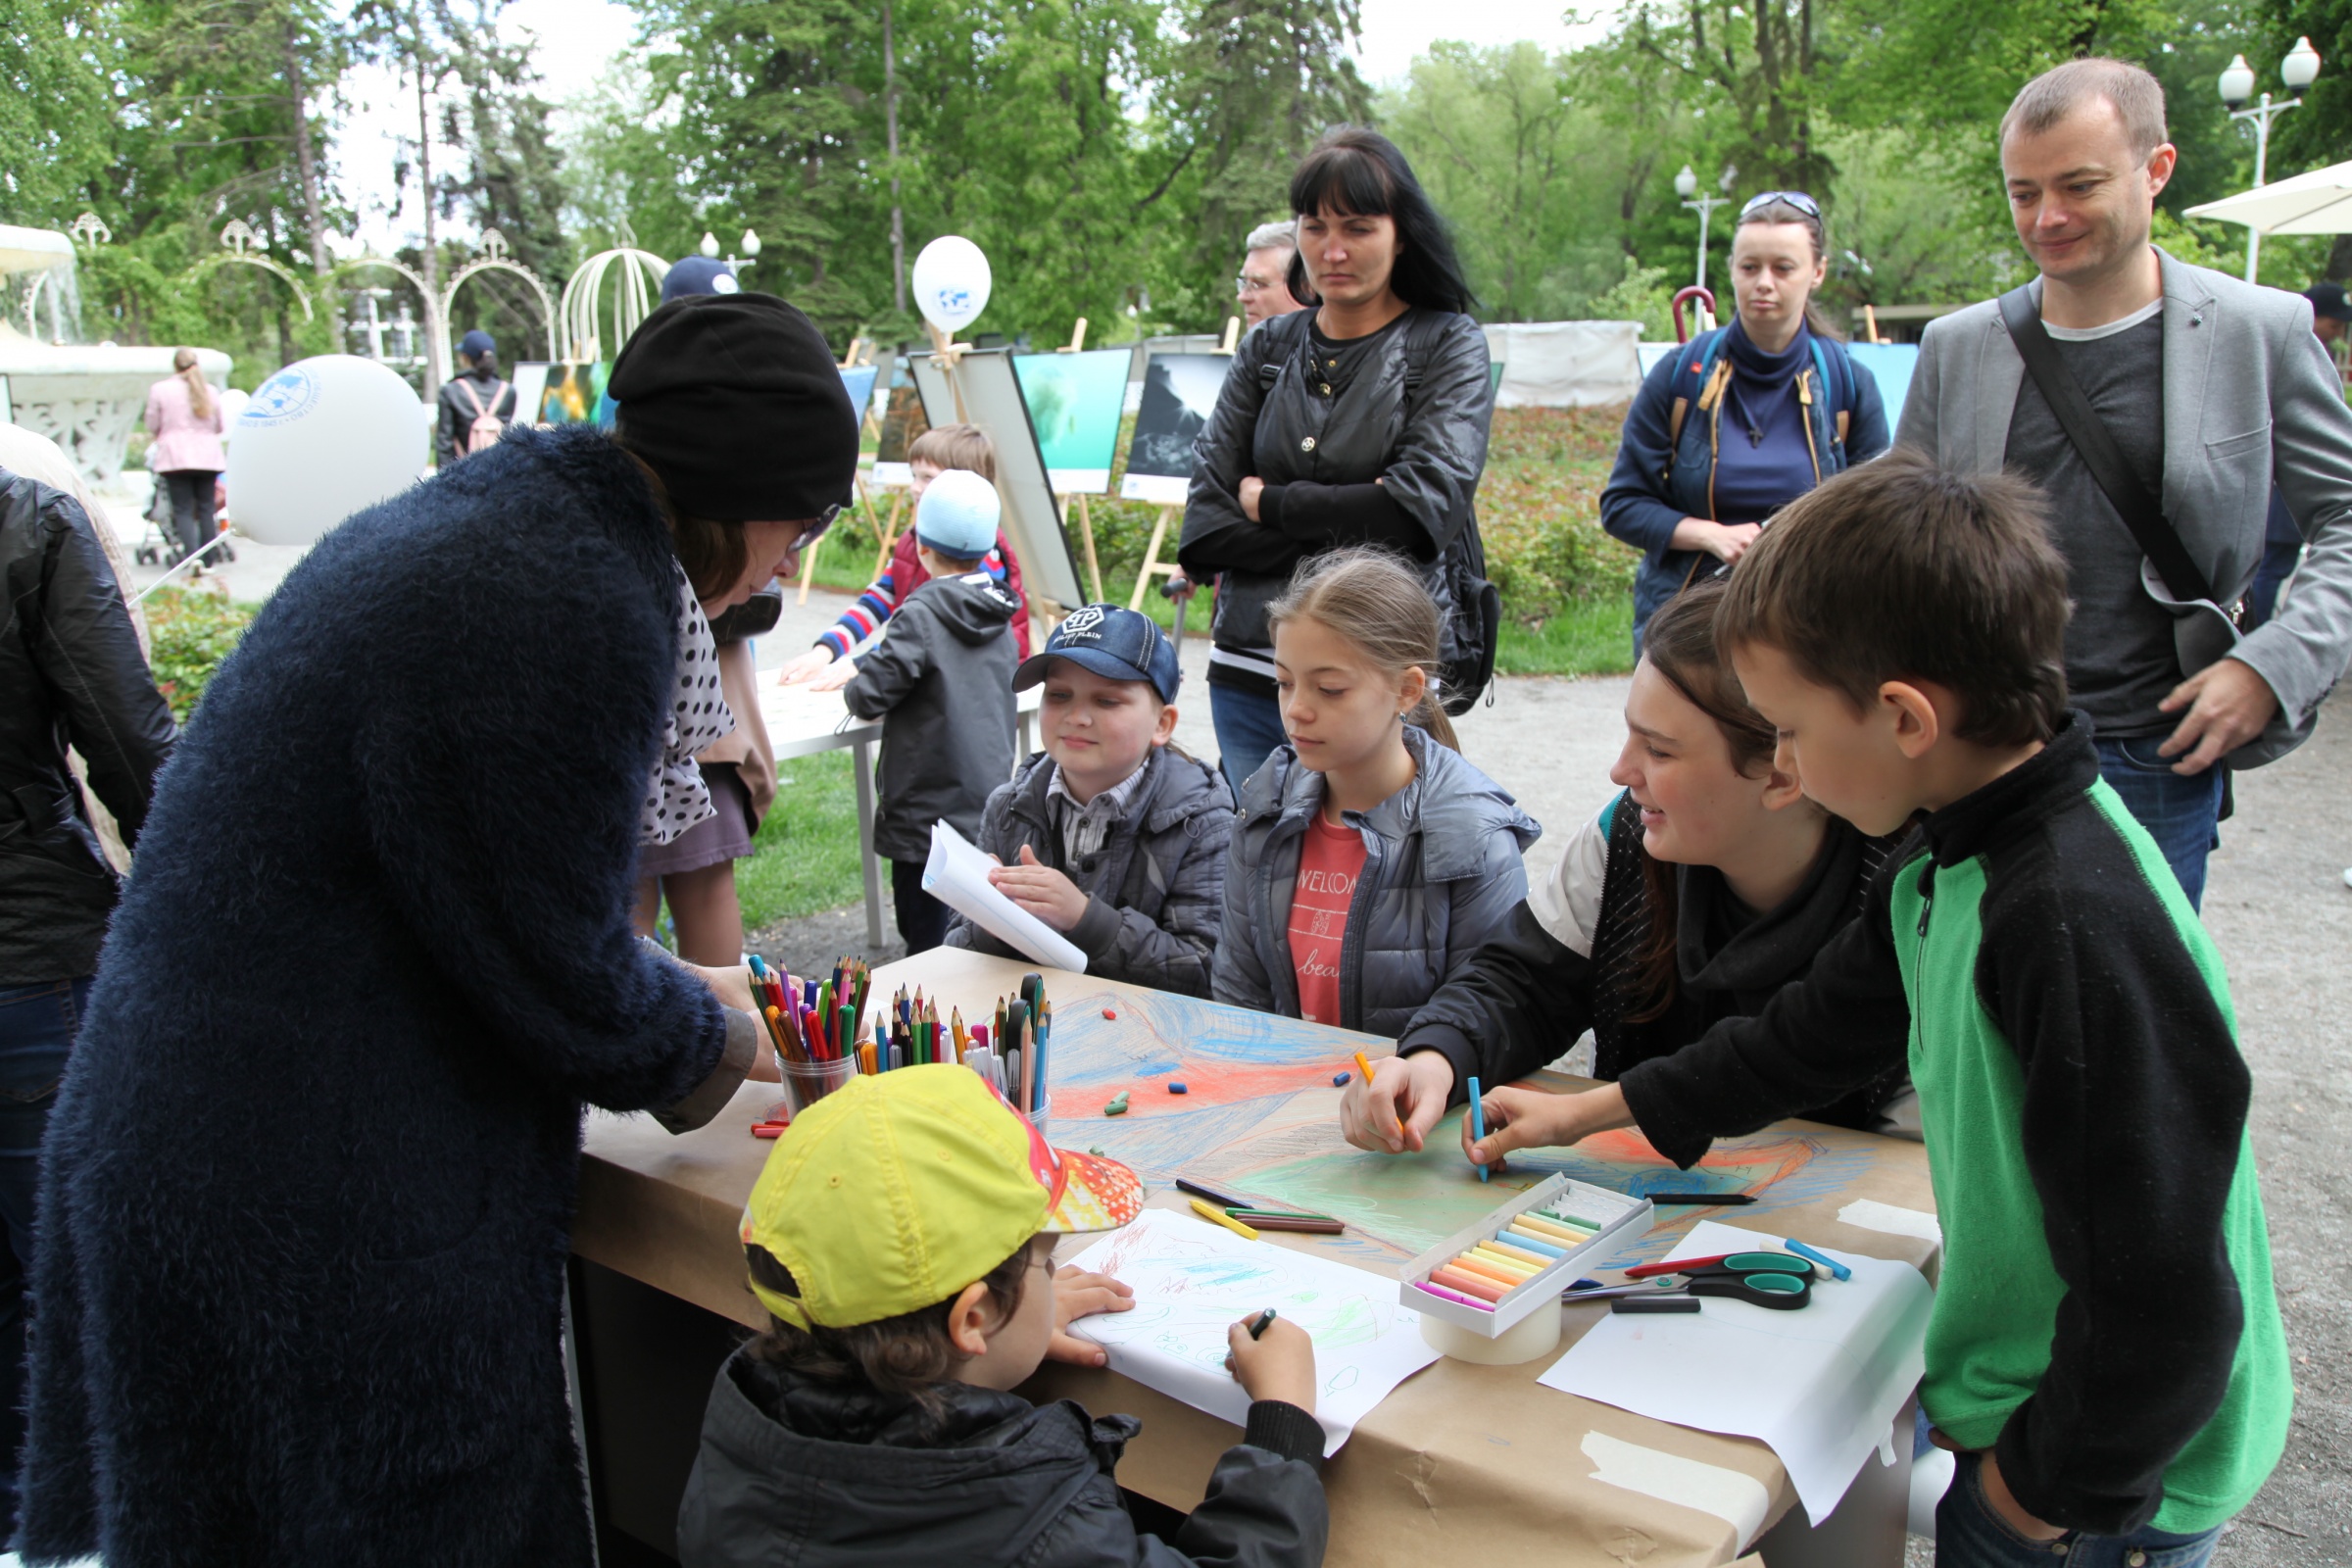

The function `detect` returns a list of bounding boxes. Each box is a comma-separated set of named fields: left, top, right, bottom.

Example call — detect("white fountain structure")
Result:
left=1, top=220, right=231, bottom=490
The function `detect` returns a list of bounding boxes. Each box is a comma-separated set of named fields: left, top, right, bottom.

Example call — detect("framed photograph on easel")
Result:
left=1118, top=351, right=1232, bottom=606
left=908, top=347, right=1088, bottom=617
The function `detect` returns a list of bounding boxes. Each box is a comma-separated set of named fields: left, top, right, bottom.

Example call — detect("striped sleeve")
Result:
left=815, top=569, right=901, bottom=659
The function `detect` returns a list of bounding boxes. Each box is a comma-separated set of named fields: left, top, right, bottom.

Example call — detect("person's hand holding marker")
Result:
left=1461, top=1082, right=1639, bottom=1175
left=1045, top=1265, right=1135, bottom=1367
left=1340, top=1051, right=1455, bottom=1153
left=1224, top=1309, right=1317, bottom=1412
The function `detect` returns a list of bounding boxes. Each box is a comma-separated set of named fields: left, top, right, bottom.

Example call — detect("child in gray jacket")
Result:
left=1214, top=549, right=1539, bottom=1035
left=843, top=469, right=1021, bottom=952
left=947, top=605, right=1235, bottom=996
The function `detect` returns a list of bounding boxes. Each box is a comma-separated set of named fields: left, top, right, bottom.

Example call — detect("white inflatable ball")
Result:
left=910, top=235, right=993, bottom=335
left=227, top=355, right=424, bottom=546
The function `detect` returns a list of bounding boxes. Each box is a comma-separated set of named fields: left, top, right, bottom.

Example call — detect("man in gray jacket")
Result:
left=1897, top=57, right=2352, bottom=907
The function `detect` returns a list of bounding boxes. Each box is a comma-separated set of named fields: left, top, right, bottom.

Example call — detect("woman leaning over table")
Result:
left=1600, top=192, right=1889, bottom=655
left=20, top=295, right=857, bottom=1568
left=1178, top=125, right=1495, bottom=792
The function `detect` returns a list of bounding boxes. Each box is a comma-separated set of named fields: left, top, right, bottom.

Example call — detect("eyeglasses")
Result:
left=800, top=501, right=846, bottom=546
left=1236, top=273, right=1286, bottom=295
left=1740, top=190, right=1821, bottom=220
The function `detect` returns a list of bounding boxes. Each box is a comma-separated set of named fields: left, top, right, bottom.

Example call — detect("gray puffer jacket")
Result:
left=1213, top=726, right=1540, bottom=1037
left=945, top=745, right=1235, bottom=996
left=842, top=570, right=1020, bottom=862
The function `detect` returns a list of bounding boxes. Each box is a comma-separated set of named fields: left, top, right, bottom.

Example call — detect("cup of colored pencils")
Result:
left=750, top=955, right=871, bottom=1116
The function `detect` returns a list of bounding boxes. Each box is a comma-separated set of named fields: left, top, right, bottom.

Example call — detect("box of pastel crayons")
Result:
left=1397, top=1176, right=1652, bottom=1337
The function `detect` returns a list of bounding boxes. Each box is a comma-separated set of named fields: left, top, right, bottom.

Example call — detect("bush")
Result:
left=144, top=588, right=254, bottom=722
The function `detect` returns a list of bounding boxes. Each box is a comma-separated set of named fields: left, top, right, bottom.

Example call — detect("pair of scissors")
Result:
left=1565, top=1251, right=1815, bottom=1311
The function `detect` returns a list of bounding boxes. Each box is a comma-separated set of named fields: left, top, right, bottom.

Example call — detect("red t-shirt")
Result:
left=1287, top=812, right=1367, bottom=1026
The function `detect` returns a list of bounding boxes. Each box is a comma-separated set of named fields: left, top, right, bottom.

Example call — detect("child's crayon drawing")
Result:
left=1044, top=986, right=1874, bottom=1265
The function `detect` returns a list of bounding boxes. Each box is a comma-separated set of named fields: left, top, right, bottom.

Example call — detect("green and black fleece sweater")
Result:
left=1619, top=714, right=2289, bottom=1537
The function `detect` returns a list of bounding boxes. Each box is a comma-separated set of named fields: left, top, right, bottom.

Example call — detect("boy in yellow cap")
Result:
left=677, top=1064, right=1330, bottom=1567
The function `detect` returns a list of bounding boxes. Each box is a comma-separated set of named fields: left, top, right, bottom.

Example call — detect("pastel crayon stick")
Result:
left=1429, top=1266, right=1509, bottom=1301
left=1435, top=1259, right=1517, bottom=1295
left=1784, top=1238, right=1851, bottom=1281
left=1411, top=1281, right=1495, bottom=1312
left=1512, top=1214, right=1595, bottom=1247
left=1465, top=1248, right=1540, bottom=1278
left=1502, top=1226, right=1569, bottom=1256
left=1449, top=1255, right=1532, bottom=1289
left=1467, top=1242, right=1542, bottom=1270
left=1484, top=1238, right=1555, bottom=1268
left=1537, top=1206, right=1607, bottom=1230
left=1517, top=1210, right=1598, bottom=1239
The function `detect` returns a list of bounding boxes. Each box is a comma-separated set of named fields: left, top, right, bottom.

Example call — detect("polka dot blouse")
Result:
left=641, top=560, right=737, bottom=846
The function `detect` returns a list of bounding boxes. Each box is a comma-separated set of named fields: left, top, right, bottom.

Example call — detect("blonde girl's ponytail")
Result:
left=1267, top=545, right=1460, bottom=752
left=172, top=347, right=214, bottom=422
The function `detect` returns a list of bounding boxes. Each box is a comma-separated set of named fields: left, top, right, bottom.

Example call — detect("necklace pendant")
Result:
left=1747, top=424, right=1762, bottom=446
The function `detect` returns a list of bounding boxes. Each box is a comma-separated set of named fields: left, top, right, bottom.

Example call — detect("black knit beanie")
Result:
left=608, top=293, right=858, bottom=522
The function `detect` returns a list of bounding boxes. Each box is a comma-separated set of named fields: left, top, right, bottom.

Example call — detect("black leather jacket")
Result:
left=1176, top=307, right=1494, bottom=674
left=0, top=470, right=175, bottom=984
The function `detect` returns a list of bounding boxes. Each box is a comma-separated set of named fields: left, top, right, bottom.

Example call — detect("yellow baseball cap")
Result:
left=740, top=1063, right=1144, bottom=1330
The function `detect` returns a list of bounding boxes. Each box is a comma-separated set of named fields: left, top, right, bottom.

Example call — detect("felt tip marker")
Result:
left=1468, top=1075, right=1490, bottom=1183
left=1783, top=1238, right=1850, bottom=1281
left=1176, top=1177, right=1250, bottom=1209
left=1645, top=1192, right=1757, bottom=1205
left=1248, top=1307, right=1277, bottom=1340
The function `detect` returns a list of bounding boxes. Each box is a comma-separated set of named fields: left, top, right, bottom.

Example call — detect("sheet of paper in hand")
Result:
left=923, top=819, right=1088, bottom=973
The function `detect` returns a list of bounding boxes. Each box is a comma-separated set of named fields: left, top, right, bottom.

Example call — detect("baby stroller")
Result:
left=135, top=469, right=235, bottom=567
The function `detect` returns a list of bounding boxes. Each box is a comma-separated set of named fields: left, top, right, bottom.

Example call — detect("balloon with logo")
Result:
left=910, top=236, right=992, bottom=337
left=226, top=355, right=425, bottom=546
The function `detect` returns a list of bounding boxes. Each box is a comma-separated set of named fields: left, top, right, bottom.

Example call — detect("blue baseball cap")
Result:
left=1013, top=605, right=1181, bottom=703
left=458, top=329, right=496, bottom=358
left=913, top=468, right=1002, bottom=559
left=662, top=257, right=742, bottom=302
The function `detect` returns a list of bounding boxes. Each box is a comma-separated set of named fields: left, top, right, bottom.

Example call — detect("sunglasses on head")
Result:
left=1740, top=190, right=1821, bottom=220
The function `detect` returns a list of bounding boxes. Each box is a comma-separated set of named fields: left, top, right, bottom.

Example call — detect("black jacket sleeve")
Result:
left=38, top=496, right=174, bottom=843
left=1396, top=901, right=1598, bottom=1103
left=1371, top=315, right=1492, bottom=561
left=1147, top=1401, right=1327, bottom=1568
left=1178, top=332, right=1298, bottom=580
left=1616, top=861, right=1914, bottom=1167
left=1257, top=480, right=1433, bottom=561
left=1980, top=845, right=2260, bottom=1534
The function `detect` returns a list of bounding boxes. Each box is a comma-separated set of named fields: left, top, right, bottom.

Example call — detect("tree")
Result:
left=1173, top=0, right=1374, bottom=263
left=0, top=0, right=120, bottom=228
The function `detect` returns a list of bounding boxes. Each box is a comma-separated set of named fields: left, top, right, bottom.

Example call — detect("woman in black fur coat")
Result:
left=18, top=295, right=858, bottom=1567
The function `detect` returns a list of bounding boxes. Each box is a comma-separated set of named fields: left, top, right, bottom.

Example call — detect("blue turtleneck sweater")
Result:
left=1710, top=318, right=1819, bottom=525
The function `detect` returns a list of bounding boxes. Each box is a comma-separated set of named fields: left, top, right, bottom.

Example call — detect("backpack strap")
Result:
left=454, top=378, right=484, bottom=417
left=1667, top=327, right=1732, bottom=449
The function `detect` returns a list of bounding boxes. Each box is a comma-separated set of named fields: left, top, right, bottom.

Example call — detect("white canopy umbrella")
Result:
left=0, top=224, right=74, bottom=275
left=2184, top=159, right=2352, bottom=236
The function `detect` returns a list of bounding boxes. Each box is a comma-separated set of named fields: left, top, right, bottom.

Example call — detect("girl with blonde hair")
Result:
left=143, top=347, right=226, bottom=570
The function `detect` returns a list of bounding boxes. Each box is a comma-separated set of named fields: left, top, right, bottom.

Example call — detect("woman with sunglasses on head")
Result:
left=18, top=295, right=855, bottom=1567
left=1179, top=125, right=1498, bottom=792
left=1600, top=192, right=1889, bottom=654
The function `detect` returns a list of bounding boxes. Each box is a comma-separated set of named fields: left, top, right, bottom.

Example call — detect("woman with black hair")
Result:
left=1600, top=193, right=1889, bottom=654
left=1179, top=125, right=1498, bottom=789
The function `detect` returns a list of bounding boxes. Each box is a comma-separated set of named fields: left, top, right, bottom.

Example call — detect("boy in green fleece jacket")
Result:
left=1464, top=455, right=2289, bottom=1565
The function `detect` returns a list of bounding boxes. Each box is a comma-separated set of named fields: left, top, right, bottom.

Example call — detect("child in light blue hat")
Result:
left=843, top=467, right=1027, bottom=952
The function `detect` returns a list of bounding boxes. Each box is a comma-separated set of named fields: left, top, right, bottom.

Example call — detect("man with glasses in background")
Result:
left=1236, top=219, right=1309, bottom=331
left=1896, top=57, right=2352, bottom=908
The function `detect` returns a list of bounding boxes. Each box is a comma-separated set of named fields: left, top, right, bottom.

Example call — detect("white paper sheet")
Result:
left=1538, top=1220, right=1933, bottom=1523
left=1065, top=1208, right=1441, bottom=1456
left=921, top=819, right=1087, bottom=973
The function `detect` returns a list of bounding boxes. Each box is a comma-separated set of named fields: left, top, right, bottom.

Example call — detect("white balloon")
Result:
left=226, top=356, right=424, bottom=547
left=910, top=235, right=993, bottom=335
left=215, top=387, right=250, bottom=443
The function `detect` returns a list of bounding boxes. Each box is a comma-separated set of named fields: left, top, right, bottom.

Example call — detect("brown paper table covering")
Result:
left=576, top=948, right=1938, bottom=1566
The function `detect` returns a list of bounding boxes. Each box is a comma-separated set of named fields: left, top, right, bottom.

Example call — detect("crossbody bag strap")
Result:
left=1996, top=286, right=2215, bottom=605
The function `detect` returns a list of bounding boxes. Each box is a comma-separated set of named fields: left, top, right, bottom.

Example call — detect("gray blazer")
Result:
left=1897, top=250, right=2352, bottom=763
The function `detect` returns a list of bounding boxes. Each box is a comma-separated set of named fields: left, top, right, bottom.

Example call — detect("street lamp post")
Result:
left=1675, top=164, right=1735, bottom=296
left=2221, top=36, right=2323, bottom=283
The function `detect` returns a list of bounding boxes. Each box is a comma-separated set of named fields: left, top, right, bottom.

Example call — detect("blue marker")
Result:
left=1468, top=1075, right=1489, bottom=1183
left=1784, top=1237, right=1850, bottom=1281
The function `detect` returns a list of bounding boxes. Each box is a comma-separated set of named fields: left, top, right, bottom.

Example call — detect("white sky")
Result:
left=329, top=1, right=1608, bottom=257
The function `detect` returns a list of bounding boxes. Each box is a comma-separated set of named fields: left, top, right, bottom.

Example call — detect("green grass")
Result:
left=1496, top=596, right=1635, bottom=678
left=736, top=750, right=868, bottom=928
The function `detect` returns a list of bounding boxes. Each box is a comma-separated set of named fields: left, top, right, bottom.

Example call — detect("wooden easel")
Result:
left=1128, top=506, right=1180, bottom=611
left=802, top=338, right=890, bottom=603
left=1054, top=318, right=1106, bottom=604
left=867, top=488, right=906, bottom=580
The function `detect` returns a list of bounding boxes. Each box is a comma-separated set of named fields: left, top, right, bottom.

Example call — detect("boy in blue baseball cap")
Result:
left=844, top=469, right=1026, bottom=952
left=945, top=604, right=1236, bottom=995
